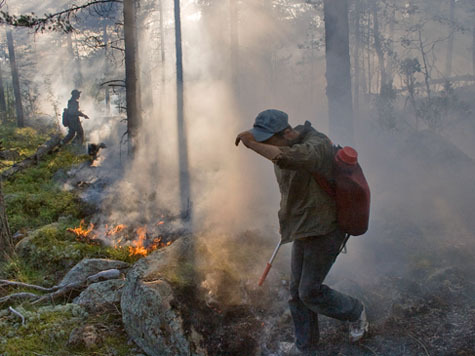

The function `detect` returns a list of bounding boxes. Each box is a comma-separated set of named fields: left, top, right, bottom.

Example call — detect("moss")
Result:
left=0, top=304, right=133, bottom=356
left=0, top=125, right=50, bottom=159
left=2, top=132, right=89, bottom=232
left=13, top=222, right=136, bottom=284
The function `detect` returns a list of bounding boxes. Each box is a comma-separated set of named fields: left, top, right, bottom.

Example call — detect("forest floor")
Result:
left=1, top=123, right=474, bottom=356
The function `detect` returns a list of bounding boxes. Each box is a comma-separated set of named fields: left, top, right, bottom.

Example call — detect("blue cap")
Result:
left=250, top=109, right=289, bottom=142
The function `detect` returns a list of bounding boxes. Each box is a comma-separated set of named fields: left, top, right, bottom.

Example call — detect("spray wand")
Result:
left=258, top=240, right=282, bottom=286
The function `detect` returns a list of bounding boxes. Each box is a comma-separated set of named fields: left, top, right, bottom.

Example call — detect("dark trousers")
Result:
left=289, top=229, right=363, bottom=352
left=63, top=121, right=84, bottom=145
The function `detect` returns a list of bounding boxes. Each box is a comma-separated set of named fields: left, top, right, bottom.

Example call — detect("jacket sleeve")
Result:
left=272, top=136, right=331, bottom=172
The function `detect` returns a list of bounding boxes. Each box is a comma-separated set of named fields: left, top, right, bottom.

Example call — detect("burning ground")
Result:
left=1, top=127, right=474, bottom=356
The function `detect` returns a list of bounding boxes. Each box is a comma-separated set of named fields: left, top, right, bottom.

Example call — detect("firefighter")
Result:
left=235, top=109, right=368, bottom=355
left=61, top=89, right=89, bottom=146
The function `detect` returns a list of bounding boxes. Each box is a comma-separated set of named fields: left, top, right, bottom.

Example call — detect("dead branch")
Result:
left=408, top=332, right=431, bottom=356
left=0, top=292, right=38, bottom=304
left=9, top=306, right=25, bottom=326
left=1, top=134, right=61, bottom=180
left=359, top=343, right=379, bottom=356
left=0, top=280, right=58, bottom=292
left=86, top=269, right=121, bottom=283
left=32, top=281, right=86, bottom=305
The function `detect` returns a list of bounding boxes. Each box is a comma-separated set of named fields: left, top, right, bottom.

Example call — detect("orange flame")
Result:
left=67, top=220, right=95, bottom=240
left=128, top=226, right=148, bottom=256
left=68, top=221, right=171, bottom=257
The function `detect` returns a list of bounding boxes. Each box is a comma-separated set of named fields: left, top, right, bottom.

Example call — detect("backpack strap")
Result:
left=311, top=171, right=336, bottom=198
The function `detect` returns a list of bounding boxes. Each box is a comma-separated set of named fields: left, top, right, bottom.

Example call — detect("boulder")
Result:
left=121, top=235, right=207, bottom=356
left=59, top=258, right=129, bottom=287
left=74, top=279, right=125, bottom=312
left=68, top=324, right=102, bottom=349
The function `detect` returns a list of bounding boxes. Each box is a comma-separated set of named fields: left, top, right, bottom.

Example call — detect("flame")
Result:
left=68, top=220, right=171, bottom=257
left=67, top=220, right=95, bottom=240
left=129, top=227, right=148, bottom=256
left=107, top=224, right=127, bottom=236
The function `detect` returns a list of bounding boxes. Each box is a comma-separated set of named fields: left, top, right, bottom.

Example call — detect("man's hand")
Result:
left=235, top=131, right=256, bottom=148
left=84, top=115, right=90, bottom=119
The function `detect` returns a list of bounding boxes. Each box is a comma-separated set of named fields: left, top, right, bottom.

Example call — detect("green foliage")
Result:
left=12, top=222, right=135, bottom=284
left=0, top=125, right=49, bottom=158
left=1, top=124, right=90, bottom=232
left=0, top=304, right=132, bottom=356
left=375, top=81, right=398, bottom=131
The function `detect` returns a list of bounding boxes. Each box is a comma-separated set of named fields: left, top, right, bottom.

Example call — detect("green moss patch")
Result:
left=0, top=304, right=132, bottom=356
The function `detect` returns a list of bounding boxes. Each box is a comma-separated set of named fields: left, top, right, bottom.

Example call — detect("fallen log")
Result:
left=1, top=134, right=62, bottom=180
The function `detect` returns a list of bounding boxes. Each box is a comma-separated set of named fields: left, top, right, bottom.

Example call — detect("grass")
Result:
left=0, top=123, right=136, bottom=355
left=0, top=303, right=133, bottom=355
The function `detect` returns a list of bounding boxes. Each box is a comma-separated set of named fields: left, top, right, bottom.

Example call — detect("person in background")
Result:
left=61, top=89, right=89, bottom=146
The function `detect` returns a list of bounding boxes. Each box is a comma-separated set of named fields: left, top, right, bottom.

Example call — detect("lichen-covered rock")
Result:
left=121, top=235, right=207, bottom=356
left=59, top=258, right=129, bottom=287
left=68, top=324, right=102, bottom=349
left=74, top=279, right=125, bottom=312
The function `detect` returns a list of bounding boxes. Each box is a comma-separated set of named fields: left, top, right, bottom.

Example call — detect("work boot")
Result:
left=349, top=304, right=369, bottom=342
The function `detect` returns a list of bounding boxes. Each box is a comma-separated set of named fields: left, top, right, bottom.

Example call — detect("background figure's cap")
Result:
left=250, top=109, right=289, bottom=142
left=71, top=89, right=81, bottom=96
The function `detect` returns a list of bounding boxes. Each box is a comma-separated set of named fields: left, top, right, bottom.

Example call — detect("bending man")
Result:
left=235, top=109, right=368, bottom=355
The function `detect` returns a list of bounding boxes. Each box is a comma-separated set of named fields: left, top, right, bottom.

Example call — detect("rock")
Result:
left=121, top=235, right=207, bottom=356
left=74, top=279, right=125, bottom=312
left=68, top=324, right=102, bottom=349
left=59, top=258, right=129, bottom=287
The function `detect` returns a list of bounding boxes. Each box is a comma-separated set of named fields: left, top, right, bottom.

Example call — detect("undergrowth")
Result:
left=0, top=303, right=132, bottom=355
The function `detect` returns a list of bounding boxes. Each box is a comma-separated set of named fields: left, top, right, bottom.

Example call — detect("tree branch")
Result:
left=0, top=0, right=122, bottom=33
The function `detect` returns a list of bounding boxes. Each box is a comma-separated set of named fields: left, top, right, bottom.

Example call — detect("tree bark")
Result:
left=174, top=0, right=191, bottom=220
left=0, top=179, right=13, bottom=263
left=123, top=0, right=141, bottom=156
left=323, top=0, right=354, bottom=146
left=230, top=0, right=240, bottom=94
left=372, top=1, right=386, bottom=92
left=103, top=21, right=111, bottom=115
left=6, top=30, right=24, bottom=128
left=0, top=60, right=7, bottom=123
left=445, top=0, right=455, bottom=77
left=353, top=0, right=362, bottom=119
left=472, top=7, right=475, bottom=75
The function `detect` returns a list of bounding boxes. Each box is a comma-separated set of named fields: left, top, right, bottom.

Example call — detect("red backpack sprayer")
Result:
left=258, top=146, right=371, bottom=286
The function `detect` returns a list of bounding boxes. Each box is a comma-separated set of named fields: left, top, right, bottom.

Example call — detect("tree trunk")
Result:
left=230, top=0, right=240, bottom=94
left=0, top=60, right=7, bottom=124
left=6, top=30, right=24, bottom=128
left=0, top=180, right=13, bottom=263
left=387, top=6, right=396, bottom=81
left=323, top=0, right=354, bottom=146
left=472, top=7, right=475, bottom=75
left=174, top=0, right=191, bottom=220
left=123, top=0, right=141, bottom=156
left=103, top=21, right=111, bottom=115
left=353, top=0, right=362, bottom=119
left=418, top=29, right=431, bottom=99
left=445, top=0, right=455, bottom=77
left=372, top=2, right=386, bottom=92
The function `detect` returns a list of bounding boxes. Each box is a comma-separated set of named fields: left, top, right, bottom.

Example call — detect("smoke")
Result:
left=5, top=0, right=474, bottom=309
